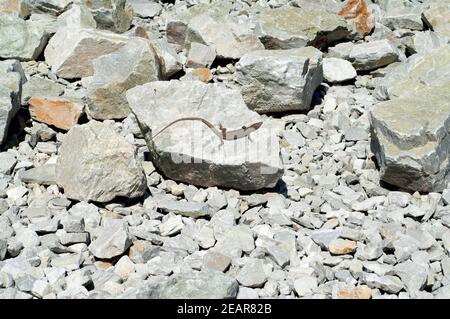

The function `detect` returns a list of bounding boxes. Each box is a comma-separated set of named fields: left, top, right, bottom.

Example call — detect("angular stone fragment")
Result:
left=150, top=37, right=183, bottom=79
left=370, top=84, right=450, bottom=192
left=256, top=7, right=350, bottom=49
left=129, top=0, right=161, bottom=18
left=85, top=37, right=161, bottom=120
left=89, top=219, right=132, bottom=259
left=323, top=57, right=356, bottom=83
left=186, top=43, right=216, bottom=69
left=155, top=270, right=238, bottom=299
left=0, top=13, right=48, bottom=61
left=330, top=39, right=400, bottom=71
left=28, top=97, right=84, bottom=130
left=56, top=121, right=146, bottom=202
left=338, top=0, right=374, bottom=35
left=202, top=251, right=231, bottom=273
left=28, top=0, right=72, bottom=15
left=184, top=13, right=263, bottom=60
left=375, top=46, right=450, bottom=100
left=422, top=2, right=450, bottom=37
left=236, top=259, right=267, bottom=288
left=21, top=76, right=65, bottom=105
left=44, top=28, right=128, bottom=79
left=329, top=239, right=357, bottom=255
left=0, top=152, right=16, bottom=174
left=379, top=0, right=424, bottom=31
left=20, top=164, right=56, bottom=185
left=126, top=80, right=283, bottom=191
left=235, top=47, right=323, bottom=113
left=56, top=3, right=97, bottom=29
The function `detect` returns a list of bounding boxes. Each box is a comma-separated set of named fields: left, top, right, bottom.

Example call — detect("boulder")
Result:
left=235, top=47, right=323, bottom=113
left=56, top=121, right=146, bottom=202
left=44, top=28, right=129, bottom=79
left=370, top=84, right=450, bottom=192
left=256, top=6, right=350, bottom=49
left=329, top=39, right=400, bottom=71
left=126, top=80, right=283, bottom=191
left=28, top=0, right=72, bottom=16
left=375, top=46, right=450, bottom=100
left=379, top=0, right=424, bottom=31
left=21, top=76, right=65, bottom=105
left=0, top=12, right=48, bottom=61
left=84, top=0, right=133, bottom=33
left=85, top=37, right=161, bottom=120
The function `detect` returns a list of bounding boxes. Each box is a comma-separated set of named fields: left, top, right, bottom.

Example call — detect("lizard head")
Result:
left=252, top=122, right=263, bottom=130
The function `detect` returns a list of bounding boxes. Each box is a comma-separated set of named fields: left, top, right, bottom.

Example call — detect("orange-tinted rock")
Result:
left=28, top=97, right=84, bottom=131
left=329, top=238, right=357, bottom=255
left=336, top=286, right=372, bottom=299
left=338, top=0, right=374, bottom=35
left=191, top=68, right=213, bottom=83
left=0, top=0, right=28, bottom=17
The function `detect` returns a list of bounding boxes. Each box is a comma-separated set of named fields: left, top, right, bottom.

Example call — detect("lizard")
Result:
left=151, top=117, right=263, bottom=146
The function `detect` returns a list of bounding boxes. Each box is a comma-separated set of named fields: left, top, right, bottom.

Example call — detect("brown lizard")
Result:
left=152, top=117, right=263, bottom=145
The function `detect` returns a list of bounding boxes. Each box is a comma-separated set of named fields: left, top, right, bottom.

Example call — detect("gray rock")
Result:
left=21, top=76, right=65, bottom=105
left=379, top=0, right=424, bottom=31
left=150, top=38, right=183, bottom=79
left=323, top=57, right=357, bottom=83
left=330, top=39, right=400, bottom=71
left=88, top=218, right=132, bottom=259
left=256, top=6, right=349, bottom=49
left=422, top=1, right=450, bottom=37
left=28, top=0, right=72, bottom=15
left=0, top=239, right=6, bottom=260
left=266, top=244, right=290, bottom=268
left=393, top=261, right=428, bottom=293
left=235, top=47, right=323, bottom=113
left=84, top=0, right=133, bottom=33
left=236, top=258, right=267, bottom=288
left=155, top=270, right=239, bottom=299
left=364, top=273, right=404, bottom=294
left=129, top=0, right=161, bottom=18
left=153, top=195, right=215, bottom=218
left=370, top=84, right=450, bottom=192
left=56, top=3, right=97, bottom=30
left=186, top=42, right=216, bottom=69
left=0, top=13, right=48, bottom=61
left=19, top=164, right=57, bottom=185
left=213, top=226, right=255, bottom=258
left=293, top=274, right=318, bottom=297
left=184, top=13, right=263, bottom=60
left=310, top=229, right=340, bottom=250
left=0, top=152, right=16, bottom=175
left=44, top=28, right=128, bottom=79
left=126, top=80, right=283, bottom=191
left=85, top=37, right=161, bottom=120
left=56, top=121, right=146, bottom=202
left=202, top=251, right=231, bottom=272
left=159, top=214, right=183, bottom=237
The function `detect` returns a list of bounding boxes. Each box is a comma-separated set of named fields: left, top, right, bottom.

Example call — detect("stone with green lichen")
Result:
left=370, top=84, right=450, bottom=192
left=255, top=6, right=350, bottom=49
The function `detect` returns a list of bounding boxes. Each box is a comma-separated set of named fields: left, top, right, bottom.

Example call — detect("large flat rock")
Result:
left=126, top=80, right=283, bottom=191
left=235, top=47, right=323, bottom=113
left=370, top=84, right=450, bottom=192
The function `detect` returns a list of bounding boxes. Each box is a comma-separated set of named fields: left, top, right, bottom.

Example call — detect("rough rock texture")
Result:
left=422, top=2, right=450, bottom=37
left=256, top=7, right=350, bottom=49
left=28, top=96, right=84, bottom=130
left=235, top=47, right=323, bottom=113
left=85, top=37, right=161, bottom=120
left=379, top=0, right=424, bottom=31
left=329, top=39, right=400, bottom=71
left=89, top=218, right=132, bottom=259
left=0, top=60, right=23, bottom=144
left=84, top=0, right=133, bottom=33
left=56, top=121, right=146, bottom=202
left=0, top=13, right=48, bottom=61
left=338, top=0, right=374, bottom=35
left=126, top=80, right=283, bottom=191
left=44, top=28, right=128, bottom=79
left=375, top=46, right=450, bottom=100
left=323, top=57, right=357, bottom=83
left=21, top=76, right=65, bottom=105
left=370, top=84, right=450, bottom=192
left=0, top=0, right=29, bottom=18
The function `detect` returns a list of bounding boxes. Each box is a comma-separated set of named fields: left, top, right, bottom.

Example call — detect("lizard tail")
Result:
left=151, top=117, right=223, bottom=141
